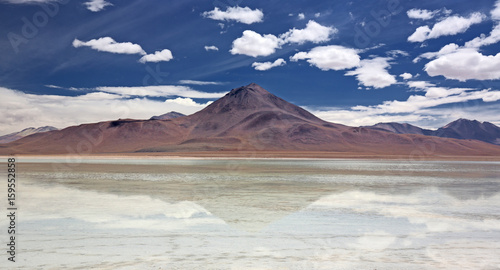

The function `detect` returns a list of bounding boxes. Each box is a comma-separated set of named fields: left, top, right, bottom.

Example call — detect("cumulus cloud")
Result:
left=424, top=48, right=500, bottom=81
left=0, top=87, right=221, bottom=135
left=84, top=0, right=112, bottom=12
left=280, top=20, right=337, bottom=44
left=290, top=45, right=360, bottom=71
left=408, top=12, right=485, bottom=42
left=400, top=73, right=413, bottom=80
left=229, top=21, right=336, bottom=59
left=204, top=45, right=219, bottom=51
left=251, top=58, right=286, bottom=71
left=139, top=49, right=173, bottom=63
left=298, top=13, right=305, bottom=20
left=230, top=30, right=281, bottom=57
left=73, top=37, right=146, bottom=55
left=202, top=6, right=263, bottom=24
left=407, top=9, right=438, bottom=20
left=345, top=57, right=397, bottom=89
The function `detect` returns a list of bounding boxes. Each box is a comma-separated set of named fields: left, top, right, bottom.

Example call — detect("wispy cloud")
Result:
left=84, top=0, right=112, bottom=12
left=204, top=45, right=219, bottom=51
left=178, top=80, right=225, bottom=85
left=96, top=85, right=227, bottom=98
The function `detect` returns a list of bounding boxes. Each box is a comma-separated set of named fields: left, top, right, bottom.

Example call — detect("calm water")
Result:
left=1, top=158, right=500, bottom=269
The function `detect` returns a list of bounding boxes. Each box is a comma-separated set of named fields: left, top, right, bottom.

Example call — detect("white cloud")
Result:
left=290, top=45, right=360, bottom=71
left=164, top=97, right=212, bottom=107
left=400, top=73, right=413, bottom=80
left=407, top=81, right=435, bottom=90
left=0, top=0, right=57, bottom=3
left=408, top=12, right=486, bottom=42
left=465, top=24, right=500, bottom=48
left=204, top=45, right=219, bottom=51
left=425, top=48, right=500, bottom=81
left=308, top=86, right=500, bottom=128
left=314, top=12, right=321, bottom=18
left=298, top=13, right=305, bottom=20
left=345, top=57, right=397, bottom=89
left=407, top=9, right=438, bottom=20
left=0, top=87, right=220, bottom=135
left=139, top=49, right=173, bottom=63
left=251, top=58, right=286, bottom=71
left=84, top=0, right=112, bottom=12
left=178, top=80, right=224, bottom=85
left=387, top=50, right=409, bottom=57
left=202, top=6, right=263, bottom=24
left=414, top=43, right=459, bottom=62
left=230, top=30, right=281, bottom=57
left=280, top=20, right=337, bottom=44
left=493, top=0, right=500, bottom=20
left=96, top=85, right=227, bottom=98
left=73, top=37, right=146, bottom=55
left=407, top=26, right=431, bottom=43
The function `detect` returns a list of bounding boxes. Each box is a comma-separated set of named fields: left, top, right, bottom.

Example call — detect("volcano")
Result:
left=2, top=83, right=500, bottom=158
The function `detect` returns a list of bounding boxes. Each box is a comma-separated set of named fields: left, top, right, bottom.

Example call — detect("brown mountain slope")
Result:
left=1, top=83, right=500, bottom=157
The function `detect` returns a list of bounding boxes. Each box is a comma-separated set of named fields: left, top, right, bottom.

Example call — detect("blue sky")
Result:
left=1, top=0, right=500, bottom=135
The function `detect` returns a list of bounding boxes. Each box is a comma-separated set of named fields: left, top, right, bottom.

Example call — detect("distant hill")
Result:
left=364, top=122, right=433, bottom=136
left=0, top=126, right=58, bottom=144
left=150, top=111, right=185, bottom=120
left=366, top=119, right=500, bottom=145
left=435, top=119, right=500, bottom=145
left=1, top=83, right=500, bottom=157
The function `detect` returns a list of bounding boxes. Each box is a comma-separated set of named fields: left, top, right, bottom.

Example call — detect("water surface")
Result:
left=1, top=158, right=499, bottom=269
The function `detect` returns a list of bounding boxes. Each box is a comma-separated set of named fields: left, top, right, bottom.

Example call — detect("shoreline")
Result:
left=1, top=151, right=500, bottom=162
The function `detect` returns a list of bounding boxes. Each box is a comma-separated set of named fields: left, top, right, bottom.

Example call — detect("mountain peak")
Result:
left=227, top=83, right=270, bottom=97
left=184, top=83, right=325, bottom=137
left=443, top=118, right=480, bottom=129
left=150, top=111, right=185, bottom=120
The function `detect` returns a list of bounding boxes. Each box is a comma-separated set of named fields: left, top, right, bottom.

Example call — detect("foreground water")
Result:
left=1, top=158, right=500, bottom=269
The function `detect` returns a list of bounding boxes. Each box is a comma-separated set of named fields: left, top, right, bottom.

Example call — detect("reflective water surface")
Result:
left=1, top=158, right=499, bottom=269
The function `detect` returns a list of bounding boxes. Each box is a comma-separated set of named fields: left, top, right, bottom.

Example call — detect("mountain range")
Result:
left=365, top=119, right=500, bottom=145
left=1, top=83, right=500, bottom=158
left=0, top=126, right=58, bottom=144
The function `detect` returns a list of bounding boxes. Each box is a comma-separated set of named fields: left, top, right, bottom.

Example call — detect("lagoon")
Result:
left=2, top=158, right=500, bottom=269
